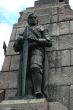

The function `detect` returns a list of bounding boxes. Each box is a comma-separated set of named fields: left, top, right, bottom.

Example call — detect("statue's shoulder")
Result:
left=36, top=25, right=45, bottom=31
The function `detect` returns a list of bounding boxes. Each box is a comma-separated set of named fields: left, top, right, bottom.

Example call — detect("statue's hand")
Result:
left=28, top=37, right=38, bottom=43
left=13, top=37, right=24, bottom=52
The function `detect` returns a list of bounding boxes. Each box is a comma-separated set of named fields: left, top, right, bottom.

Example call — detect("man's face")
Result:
left=28, top=14, right=38, bottom=26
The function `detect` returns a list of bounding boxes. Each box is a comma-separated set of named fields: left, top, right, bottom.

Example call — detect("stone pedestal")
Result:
left=0, top=98, right=68, bottom=110
left=0, top=90, right=5, bottom=102
left=0, top=99, right=48, bottom=110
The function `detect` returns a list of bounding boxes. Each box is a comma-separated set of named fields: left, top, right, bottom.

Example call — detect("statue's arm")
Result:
left=13, top=36, right=24, bottom=52
left=37, top=38, right=52, bottom=47
left=36, top=29, right=52, bottom=47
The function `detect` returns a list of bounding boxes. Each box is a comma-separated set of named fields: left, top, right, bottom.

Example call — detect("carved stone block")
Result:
left=10, top=55, right=20, bottom=71
left=0, top=99, right=48, bottom=110
left=59, top=35, right=73, bottom=50
left=59, top=21, right=69, bottom=35
left=70, top=85, right=73, bottom=110
left=49, top=67, right=73, bottom=85
left=0, top=72, right=17, bottom=89
left=70, top=21, right=73, bottom=33
left=1, top=56, right=11, bottom=71
left=61, top=50, right=70, bottom=66
left=10, top=27, right=17, bottom=41
left=0, top=90, right=5, bottom=102
left=5, top=89, right=17, bottom=100
left=38, top=15, right=51, bottom=24
left=51, top=23, right=59, bottom=36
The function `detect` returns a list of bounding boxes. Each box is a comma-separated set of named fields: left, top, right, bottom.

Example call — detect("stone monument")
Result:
left=0, top=0, right=73, bottom=110
left=13, top=13, right=52, bottom=99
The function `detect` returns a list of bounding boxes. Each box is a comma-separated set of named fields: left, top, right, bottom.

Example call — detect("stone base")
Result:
left=0, top=90, right=5, bottom=102
left=0, top=98, right=68, bottom=110
left=0, top=98, right=48, bottom=110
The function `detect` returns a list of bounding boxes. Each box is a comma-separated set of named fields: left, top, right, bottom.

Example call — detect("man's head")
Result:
left=27, top=13, right=38, bottom=26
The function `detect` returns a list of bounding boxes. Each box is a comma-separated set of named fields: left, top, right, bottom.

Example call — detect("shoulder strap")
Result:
left=28, top=26, right=40, bottom=38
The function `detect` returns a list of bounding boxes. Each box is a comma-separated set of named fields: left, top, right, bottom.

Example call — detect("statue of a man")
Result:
left=13, top=13, right=52, bottom=99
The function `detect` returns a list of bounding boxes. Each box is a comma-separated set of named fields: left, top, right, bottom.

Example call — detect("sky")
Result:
left=0, top=0, right=73, bottom=70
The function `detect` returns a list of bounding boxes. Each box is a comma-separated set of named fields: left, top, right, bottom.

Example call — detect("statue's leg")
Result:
left=30, top=48, right=44, bottom=98
left=31, top=68, right=43, bottom=98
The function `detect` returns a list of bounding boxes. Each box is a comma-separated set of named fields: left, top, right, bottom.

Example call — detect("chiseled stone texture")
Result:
left=48, top=67, right=73, bottom=85
left=70, top=20, right=73, bottom=33
left=48, top=85, right=69, bottom=108
left=1, top=56, right=11, bottom=71
left=0, top=71, right=17, bottom=89
left=70, top=85, right=73, bottom=110
left=0, top=99, right=48, bottom=110
left=35, top=7, right=51, bottom=15
left=5, top=89, right=17, bottom=100
left=49, top=102, right=68, bottom=110
left=71, top=49, right=73, bottom=65
left=10, top=27, right=17, bottom=41
left=0, top=90, right=5, bottom=102
left=59, top=21, right=70, bottom=35
left=48, top=50, right=70, bottom=68
left=61, top=50, right=70, bottom=66
left=10, top=55, right=20, bottom=71
left=59, top=35, right=73, bottom=50
left=38, top=14, right=51, bottom=24
left=0, top=99, right=68, bottom=110
left=51, top=23, right=59, bottom=36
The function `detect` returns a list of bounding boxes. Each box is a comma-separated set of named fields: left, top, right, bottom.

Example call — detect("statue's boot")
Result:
left=32, top=71, right=43, bottom=98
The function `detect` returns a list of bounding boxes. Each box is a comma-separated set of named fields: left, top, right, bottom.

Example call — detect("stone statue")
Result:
left=3, top=41, right=7, bottom=56
left=13, top=13, right=52, bottom=99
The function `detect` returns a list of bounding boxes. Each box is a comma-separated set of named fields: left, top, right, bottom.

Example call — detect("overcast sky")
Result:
left=0, top=0, right=73, bottom=70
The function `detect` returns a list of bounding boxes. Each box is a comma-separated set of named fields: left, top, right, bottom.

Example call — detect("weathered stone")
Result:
left=35, top=7, right=51, bottom=15
left=65, top=5, right=71, bottom=15
left=14, top=20, right=27, bottom=28
left=49, top=102, right=68, bottom=110
left=0, top=99, right=48, bottom=110
left=52, top=7, right=58, bottom=15
left=0, top=90, right=5, bottom=102
left=48, top=37, right=59, bottom=51
left=48, top=85, right=69, bottom=108
left=71, top=49, right=73, bottom=65
left=10, top=55, right=20, bottom=71
left=48, top=51, right=62, bottom=68
left=59, top=14, right=65, bottom=21
left=61, top=50, right=70, bottom=66
left=59, top=35, right=73, bottom=50
left=15, top=27, right=24, bottom=35
left=48, top=51, right=56, bottom=67
left=0, top=72, right=17, bottom=89
left=6, top=42, right=19, bottom=55
left=49, top=67, right=73, bottom=85
left=51, top=23, right=59, bottom=36
left=59, top=21, right=70, bottom=35
left=5, top=89, right=17, bottom=100
left=1, top=56, right=11, bottom=71
left=38, top=14, right=51, bottom=24
left=70, top=85, right=73, bottom=110
left=0, top=99, right=68, bottom=110
left=10, top=27, right=17, bottom=41
left=70, top=21, right=73, bottom=33
left=59, top=6, right=65, bottom=14
left=52, top=15, right=58, bottom=23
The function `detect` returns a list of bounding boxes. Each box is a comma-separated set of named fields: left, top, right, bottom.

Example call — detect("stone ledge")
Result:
left=0, top=99, right=68, bottom=110
left=0, top=99, right=48, bottom=110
